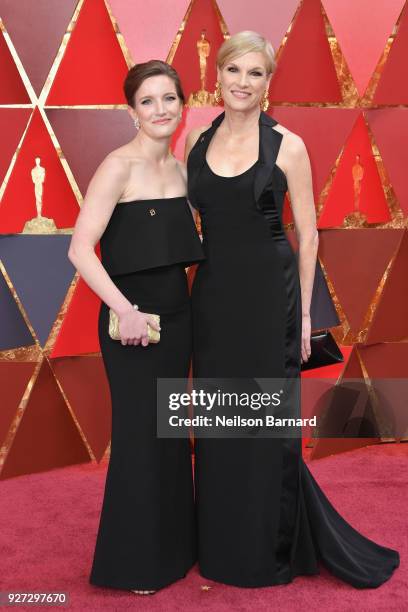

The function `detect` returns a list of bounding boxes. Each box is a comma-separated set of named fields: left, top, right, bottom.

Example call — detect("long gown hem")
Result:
left=198, top=558, right=399, bottom=589
left=327, top=563, right=400, bottom=590
left=197, top=566, right=321, bottom=589
left=89, top=556, right=197, bottom=592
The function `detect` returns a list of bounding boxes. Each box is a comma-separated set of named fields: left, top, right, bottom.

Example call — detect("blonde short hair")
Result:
left=216, top=31, right=276, bottom=75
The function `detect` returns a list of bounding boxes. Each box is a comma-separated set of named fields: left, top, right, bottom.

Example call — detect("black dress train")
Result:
left=187, top=111, right=400, bottom=589
left=89, top=196, right=204, bottom=591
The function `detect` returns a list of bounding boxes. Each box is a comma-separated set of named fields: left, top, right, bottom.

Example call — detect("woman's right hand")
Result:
left=118, top=307, right=161, bottom=347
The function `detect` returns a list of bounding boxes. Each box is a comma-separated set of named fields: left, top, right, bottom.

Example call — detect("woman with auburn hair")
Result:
left=185, top=31, right=399, bottom=589
left=69, top=60, right=204, bottom=594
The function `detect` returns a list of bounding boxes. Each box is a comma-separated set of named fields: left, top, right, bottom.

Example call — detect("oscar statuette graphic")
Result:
left=343, top=154, right=368, bottom=228
left=187, top=30, right=215, bottom=107
left=23, top=157, right=57, bottom=233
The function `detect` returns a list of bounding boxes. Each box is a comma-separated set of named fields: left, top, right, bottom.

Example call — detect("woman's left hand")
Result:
left=300, top=313, right=312, bottom=364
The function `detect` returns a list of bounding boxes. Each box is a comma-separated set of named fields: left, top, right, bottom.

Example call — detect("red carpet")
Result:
left=1, top=444, right=406, bottom=611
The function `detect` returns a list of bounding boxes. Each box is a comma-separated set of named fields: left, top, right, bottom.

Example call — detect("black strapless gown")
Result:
left=89, top=197, right=204, bottom=591
left=190, top=155, right=400, bottom=589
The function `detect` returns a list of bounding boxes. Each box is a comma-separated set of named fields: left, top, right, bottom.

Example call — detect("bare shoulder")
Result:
left=108, top=139, right=144, bottom=160
left=97, top=144, right=150, bottom=184
left=87, top=150, right=132, bottom=196
left=272, top=123, right=307, bottom=156
left=99, top=149, right=133, bottom=175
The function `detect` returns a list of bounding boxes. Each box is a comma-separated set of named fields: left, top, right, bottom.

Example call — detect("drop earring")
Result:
left=214, top=81, right=222, bottom=104
left=260, top=89, right=269, bottom=112
left=134, top=116, right=140, bottom=130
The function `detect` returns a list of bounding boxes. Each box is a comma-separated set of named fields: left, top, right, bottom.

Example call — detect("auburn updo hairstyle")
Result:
left=123, top=60, right=185, bottom=108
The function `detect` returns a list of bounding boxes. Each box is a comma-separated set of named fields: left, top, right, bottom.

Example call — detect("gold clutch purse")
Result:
left=108, top=304, right=160, bottom=343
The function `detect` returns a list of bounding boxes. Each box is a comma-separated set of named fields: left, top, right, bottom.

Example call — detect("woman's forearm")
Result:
left=297, top=232, right=319, bottom=317
left=68, top=246, right=133, bottom=316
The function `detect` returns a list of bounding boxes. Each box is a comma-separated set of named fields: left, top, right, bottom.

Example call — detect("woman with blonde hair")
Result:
left=185, top=30, right=399, bottom=589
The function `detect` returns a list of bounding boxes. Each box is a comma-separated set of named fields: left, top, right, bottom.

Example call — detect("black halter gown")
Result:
left=187, top=111, right=400, bottom=589
left=89, top=196, right=204, bottom=591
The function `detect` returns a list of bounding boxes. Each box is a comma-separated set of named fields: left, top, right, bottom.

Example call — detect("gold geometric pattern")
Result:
left=0, top=0, right=406, bottom=475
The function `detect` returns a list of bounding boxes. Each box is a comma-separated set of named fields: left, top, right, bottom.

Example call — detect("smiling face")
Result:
left=129, top=74, right=183, bottom=138
left=217, top=51, right=271, bottom=112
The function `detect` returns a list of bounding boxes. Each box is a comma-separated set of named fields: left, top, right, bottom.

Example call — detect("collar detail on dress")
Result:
left=188, top=111, right=283, bottom=209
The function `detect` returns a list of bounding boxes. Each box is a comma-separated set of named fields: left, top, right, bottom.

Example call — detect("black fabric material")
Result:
left=90, top=198, right=200, bottom=591
left=187, top=111, right=400, bottom=589
left=100, top=196, right=204, bottom=277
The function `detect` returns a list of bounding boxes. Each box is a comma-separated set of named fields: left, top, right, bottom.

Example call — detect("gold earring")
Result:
left=214, top=81, right=222, bottom=104
left=260, top=89, right=269, bottom=112
left=134, top=117, right=140, bottom=130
